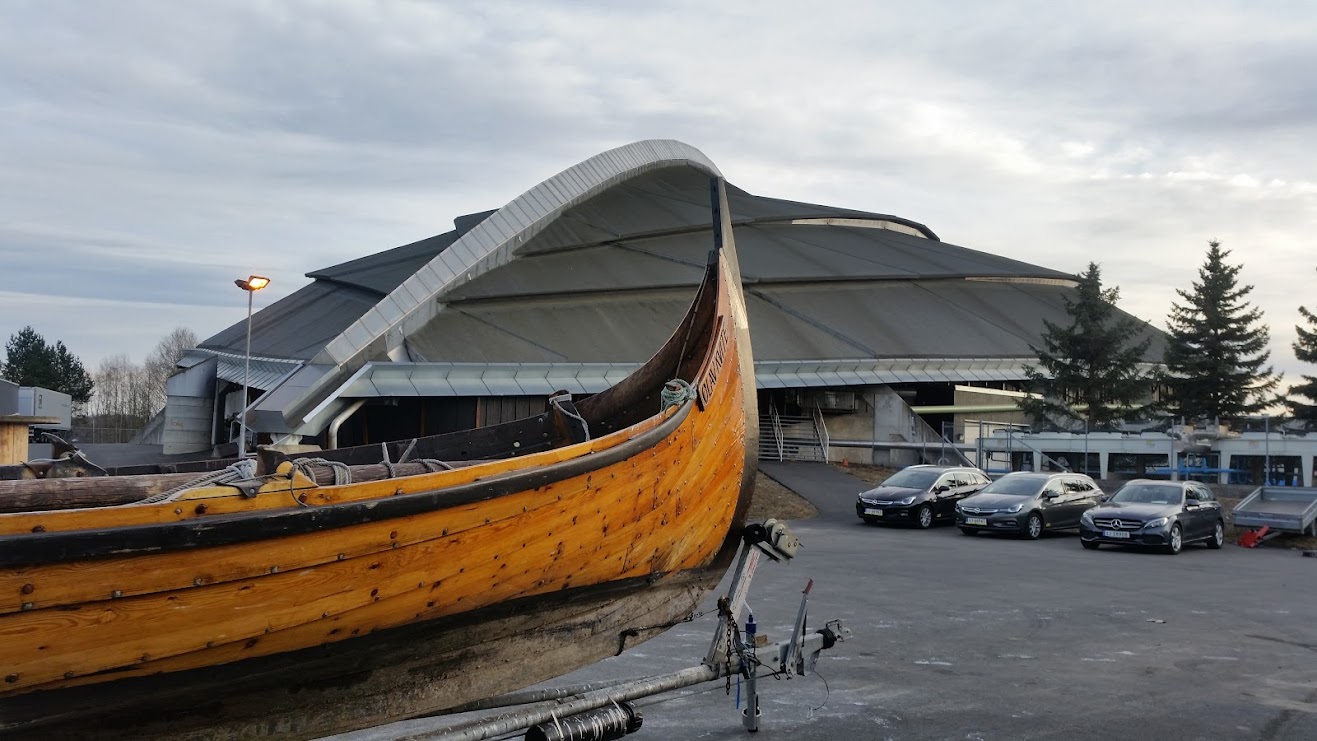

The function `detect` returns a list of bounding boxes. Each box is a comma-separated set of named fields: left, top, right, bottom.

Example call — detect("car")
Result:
left=955, top=471, right=1104, bottom=539
left=856, top=465, right=991, bottom=529
left=1078, top=479, right=1225, bottom=554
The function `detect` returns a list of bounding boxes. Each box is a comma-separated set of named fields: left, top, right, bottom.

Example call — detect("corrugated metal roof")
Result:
left=182, top=138, right=1168, bottom=439
left=211, top=353, right=301, bottom=391
left=201, top=281, right=382, bottom=361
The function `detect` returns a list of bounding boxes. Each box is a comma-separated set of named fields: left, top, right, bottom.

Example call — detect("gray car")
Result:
left=1078, top=479, right=1225, bottom=554
left=955, top=471, right=1105, bottom=539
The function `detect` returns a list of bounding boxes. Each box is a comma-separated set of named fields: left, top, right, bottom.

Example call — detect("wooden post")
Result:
left=0, top=417, right=60, bottom=466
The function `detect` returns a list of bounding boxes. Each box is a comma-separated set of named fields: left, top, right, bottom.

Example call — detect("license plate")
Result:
left=864, top=508, right=883, bottom=516
left=966, top=517, right=988, bottom=526
left=1101, top=530, right=1130, bottom=539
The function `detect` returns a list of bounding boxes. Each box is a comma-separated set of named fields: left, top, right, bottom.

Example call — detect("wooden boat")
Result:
left=0, top=178, right=758, bottom=739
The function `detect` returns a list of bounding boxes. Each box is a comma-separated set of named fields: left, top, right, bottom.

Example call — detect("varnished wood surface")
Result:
left=1, top=341, right=745, bottom=694
left=0, top=280, right=749, bottom=704
left=0, top=178, right=760, bottom=739
left=4, top=572, right=719, bottom=740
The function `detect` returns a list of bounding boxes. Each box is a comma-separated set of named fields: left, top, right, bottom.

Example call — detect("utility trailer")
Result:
left=1232, top=486, right=1317, bottom=540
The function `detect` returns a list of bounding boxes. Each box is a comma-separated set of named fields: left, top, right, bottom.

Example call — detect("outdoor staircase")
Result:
left=758, top=404, right=829, bottom=462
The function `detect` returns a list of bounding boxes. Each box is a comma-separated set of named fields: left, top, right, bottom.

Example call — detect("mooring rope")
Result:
left=661, top=378, right=696, bottom=410
left=132, top=458, right=258, bottom=506
left=549, top=391, right=591, bottom=441
left=290, top=457, right=353, bottom=486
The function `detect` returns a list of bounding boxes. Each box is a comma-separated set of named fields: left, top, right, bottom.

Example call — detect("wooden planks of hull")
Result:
left=0, top=176, right=760, bottom=739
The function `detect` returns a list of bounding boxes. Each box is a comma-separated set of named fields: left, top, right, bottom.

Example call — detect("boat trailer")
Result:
left=353, top=519, right=849, bottom=740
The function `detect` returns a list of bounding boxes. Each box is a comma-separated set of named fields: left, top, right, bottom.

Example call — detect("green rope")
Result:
left=661, top=379, right=697, bottom=410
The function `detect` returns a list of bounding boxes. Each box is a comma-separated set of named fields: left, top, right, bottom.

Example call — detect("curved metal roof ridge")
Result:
left=238, top=140, right=725, bottom=431
left=312, top=139, right=720, bottom=370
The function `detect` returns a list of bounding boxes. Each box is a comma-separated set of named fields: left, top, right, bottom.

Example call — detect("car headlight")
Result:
left=896, top=496, right=917, bottom=506
left=1143, top=517, right=1168, bottom=529
left=1005, top=503, right=1023, bottom=513
left=1080, top=511, right=1095, bottom=525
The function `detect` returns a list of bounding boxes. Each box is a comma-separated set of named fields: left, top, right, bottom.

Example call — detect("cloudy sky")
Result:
left=3, top=0, right=1315, bottom=385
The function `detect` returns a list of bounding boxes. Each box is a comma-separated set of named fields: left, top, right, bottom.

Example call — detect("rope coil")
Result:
left=290, top=457, right=353, bottom=486
left=661, top=378, right=697, bottom=410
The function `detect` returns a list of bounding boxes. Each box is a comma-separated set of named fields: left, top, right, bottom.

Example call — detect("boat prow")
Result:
left=0, top=176, right=758, bottom=739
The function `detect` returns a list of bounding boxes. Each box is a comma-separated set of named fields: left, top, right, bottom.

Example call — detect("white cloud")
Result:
left=1, top=0, right=1316, bottom=387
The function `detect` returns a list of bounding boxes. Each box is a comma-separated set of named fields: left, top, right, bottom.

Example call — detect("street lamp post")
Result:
left=1263, top=414, right=1270, bottom=486
left=234, top=275, right=271, bottom=458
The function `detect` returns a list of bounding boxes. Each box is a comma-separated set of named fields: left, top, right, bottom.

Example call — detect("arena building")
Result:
left=163, top=139, right=1166, bottom=464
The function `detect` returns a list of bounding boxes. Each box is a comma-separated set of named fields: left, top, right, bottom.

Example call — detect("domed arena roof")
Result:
left=190, top=139, right=1164, bottom=436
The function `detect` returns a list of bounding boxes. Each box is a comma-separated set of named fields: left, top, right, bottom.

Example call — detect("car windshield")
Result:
left=1110, top=484, right=1183, bottom=505
left=977, top=476, right=1043, bottom=496
left=880, top=469, right=942, bottom=489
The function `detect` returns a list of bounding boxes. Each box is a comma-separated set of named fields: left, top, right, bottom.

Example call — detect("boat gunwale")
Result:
left=0, top=400, right=693, bottom=569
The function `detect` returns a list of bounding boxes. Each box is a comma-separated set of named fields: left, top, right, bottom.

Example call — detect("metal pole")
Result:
left=240, top=289, right=253, bottom=459
left=1169, top=430, right=1178, bottom=482
left=1264, top=414, right=1270, bottom=486
left=1084, top=420, right=1089, bottom=476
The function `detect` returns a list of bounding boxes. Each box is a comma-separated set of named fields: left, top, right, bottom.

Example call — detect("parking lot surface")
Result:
left=353, top=463, right=1317, bottom=740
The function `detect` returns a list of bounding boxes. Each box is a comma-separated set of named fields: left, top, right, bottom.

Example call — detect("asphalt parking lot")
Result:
left=352, top=463, right=1317, bottom=741
left=563, top=464, right=1317, bottom=740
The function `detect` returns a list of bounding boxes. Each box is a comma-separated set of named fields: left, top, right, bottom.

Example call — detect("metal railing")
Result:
left=771, top=403, right=784, bottom=462
left=811, top=403, right=830, bottom=463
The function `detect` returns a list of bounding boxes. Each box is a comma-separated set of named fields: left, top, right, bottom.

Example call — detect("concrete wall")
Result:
left=822, top=385, right=980, bottom=467
left=954, top=385, right=1028, bottom=444
left=823, top=389, right=880, bottom=466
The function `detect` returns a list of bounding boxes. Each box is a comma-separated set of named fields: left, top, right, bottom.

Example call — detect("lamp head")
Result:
left=235, top=275, right=271, bottom=292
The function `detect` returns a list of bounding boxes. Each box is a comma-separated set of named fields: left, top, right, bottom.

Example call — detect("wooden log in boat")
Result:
left=0, top=461, right=474, bottom=513
left=0, top=177, right=758, bottom=739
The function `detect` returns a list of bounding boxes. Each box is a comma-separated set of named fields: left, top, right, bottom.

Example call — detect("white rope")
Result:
left=550, top=391, right=591, bottom=441
left=291, top=457, right=353, bottom=486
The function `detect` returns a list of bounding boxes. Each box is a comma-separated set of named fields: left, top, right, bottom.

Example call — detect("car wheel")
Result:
left=1081, top=540, right=1099, bottom=550
left=1164, top=523, right=1183, bottom=555
left=1206, top=520, right=1224, bottom=549
left=1024, top=512, right=1043, bottom=540
left=916, top=504, right=934, bottom=529
left=959, top=527, right=977, bottom=536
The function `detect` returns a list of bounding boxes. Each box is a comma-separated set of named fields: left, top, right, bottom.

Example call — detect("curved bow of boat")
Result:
left=0, top=176, right=758, bottom=740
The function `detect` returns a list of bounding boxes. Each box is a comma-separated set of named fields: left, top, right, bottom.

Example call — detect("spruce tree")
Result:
left=1287, top=269, right=1317, bottom=421
left=2, top=327, right=60, bottom=390
left=1163, top=240, right=1278, bottom=419
left=51, top=341, right=95, bottom=404
left=2, top=326, right=95, bottom=404
left=1020, top=262, right=1155, bottom=429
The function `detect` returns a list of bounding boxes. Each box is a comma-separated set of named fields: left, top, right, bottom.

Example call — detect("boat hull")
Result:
left=0, top=177, right=758, bottom=739
left=6, top=571, right=719, bottom=739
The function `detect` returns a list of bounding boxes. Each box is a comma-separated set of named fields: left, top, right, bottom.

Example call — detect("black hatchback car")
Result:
left=856, top=465, right=991, bottom=528
left=955, top=471, right=1104, bottom=539
left=1078, top=479, right=1225, bottom=554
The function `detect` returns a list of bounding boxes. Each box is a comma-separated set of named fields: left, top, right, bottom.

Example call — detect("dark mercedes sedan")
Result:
left=955, top=472, right=1104, bottom=539
left=856, top=465, right=990, bottom=528
left=1078, top=479, right=1225, bottom=554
